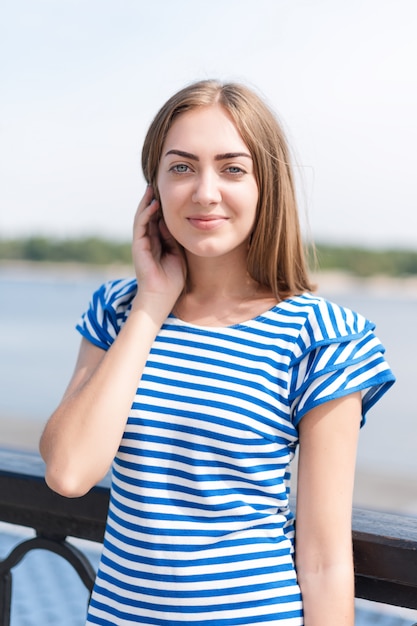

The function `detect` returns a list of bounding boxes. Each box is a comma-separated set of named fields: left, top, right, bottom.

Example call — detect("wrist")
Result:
left=130, top=291, right=176, bottom=322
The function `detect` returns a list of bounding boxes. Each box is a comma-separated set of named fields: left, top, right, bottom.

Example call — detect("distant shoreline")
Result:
left=314, top=270, right=417, bottom=297
left=2, top=260, right=417, bottom=297
left=0, top=259, right=134, bottom=280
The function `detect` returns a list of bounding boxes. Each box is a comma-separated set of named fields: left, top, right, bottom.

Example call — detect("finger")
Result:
left=133, top=197, right=159, bottom=238
left=148, top=212, right=162, bottom=250
left=134, top=186, right=157, bottom=221
left=140, top=185, right=155, bottom=208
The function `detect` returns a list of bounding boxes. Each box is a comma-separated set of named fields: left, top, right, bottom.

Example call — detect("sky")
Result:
left=1, top=0, right=416, bottom=248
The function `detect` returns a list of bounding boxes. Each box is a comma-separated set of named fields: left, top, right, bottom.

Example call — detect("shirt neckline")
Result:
left=167, top=294, right=309, bottom=332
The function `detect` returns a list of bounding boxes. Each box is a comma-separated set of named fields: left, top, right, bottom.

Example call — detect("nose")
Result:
left=191, top=171, right=222, bottom=206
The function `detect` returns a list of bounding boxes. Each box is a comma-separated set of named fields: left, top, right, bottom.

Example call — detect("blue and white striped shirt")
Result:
left=78, top=278, right=394, bottom=626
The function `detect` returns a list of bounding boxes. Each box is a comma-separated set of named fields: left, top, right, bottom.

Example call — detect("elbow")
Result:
left=43, top=456, right=97, bottom=498
left=40, top=435, right=102, bottom=498
left=296, top=558, right=354, bottom=596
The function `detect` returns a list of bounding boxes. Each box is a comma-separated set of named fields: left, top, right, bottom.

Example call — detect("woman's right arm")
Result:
left=40, top=302, right=170, bottom=498
left=40, top=187, right=185, bottom=497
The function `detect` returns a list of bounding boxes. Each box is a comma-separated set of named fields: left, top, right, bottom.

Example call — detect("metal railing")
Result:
left=1, top=448, right=417, bottom=625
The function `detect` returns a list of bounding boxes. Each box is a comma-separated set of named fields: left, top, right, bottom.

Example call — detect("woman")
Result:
left=40, top=80, right=395, bottom=625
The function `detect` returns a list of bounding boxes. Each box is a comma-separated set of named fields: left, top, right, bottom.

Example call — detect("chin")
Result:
left=185, top=241, right=248, bottom=261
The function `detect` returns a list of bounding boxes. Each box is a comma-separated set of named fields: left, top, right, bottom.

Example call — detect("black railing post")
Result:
left=0, top=571, right=12, bottom=626
left=0, top=532, right=97, bottom=626
left=0, top=448, right=109, bottom=623
left=1, top=448, right=417, bottom=617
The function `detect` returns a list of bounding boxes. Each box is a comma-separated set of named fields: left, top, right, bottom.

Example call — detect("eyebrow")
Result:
left=164, top=149, right=252, bottom=161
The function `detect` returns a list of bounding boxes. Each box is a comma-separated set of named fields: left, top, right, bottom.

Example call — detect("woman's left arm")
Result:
left=295, top=392, right=362, bottom=626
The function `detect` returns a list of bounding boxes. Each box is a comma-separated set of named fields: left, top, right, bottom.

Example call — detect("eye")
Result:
left=225, top=165, right=245, bottom=176
left=169, top=163, right=191, bottom=174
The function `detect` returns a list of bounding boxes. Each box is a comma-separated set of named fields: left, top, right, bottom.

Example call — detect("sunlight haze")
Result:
left=1, top=0, right=416, bottom=248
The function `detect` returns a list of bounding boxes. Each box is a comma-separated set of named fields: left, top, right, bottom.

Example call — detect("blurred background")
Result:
left=1, top=0, right=417, bottom=245
left=1, top=0, right=417, bottom=512
left=2, top=0, right=416, bottom=502
left=1, top=1, right=416, bottom=623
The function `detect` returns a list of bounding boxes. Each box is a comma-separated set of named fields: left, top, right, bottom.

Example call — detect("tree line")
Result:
left=0, top=236, right=133, bottom=266
left=1, top=235, right=417, bottom=277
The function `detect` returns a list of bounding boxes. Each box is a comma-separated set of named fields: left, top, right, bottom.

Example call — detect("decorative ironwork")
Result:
left=0, top=532, right=96, bottom=626
left=1, top=448, right=417, bottom=623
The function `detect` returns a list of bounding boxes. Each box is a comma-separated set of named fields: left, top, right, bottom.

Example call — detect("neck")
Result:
left=173, top=252, right=277, bottom=328
left=184, top=252, right=258, bottom=300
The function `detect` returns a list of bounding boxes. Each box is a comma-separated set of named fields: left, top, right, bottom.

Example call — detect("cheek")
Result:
left=156, top=187, right=177, bottom=232
left=158, top=182, right=184, bottom=218
left=155, top=175, right=173, bottom=210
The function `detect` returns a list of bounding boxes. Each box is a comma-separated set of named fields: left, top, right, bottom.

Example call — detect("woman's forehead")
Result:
left=162, top=105, right=250, bottom=155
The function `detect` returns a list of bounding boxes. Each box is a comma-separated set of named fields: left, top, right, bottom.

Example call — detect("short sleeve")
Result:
left=76, top=278, right=137, bottom=350
left=289, top=298, right=395, bottom=427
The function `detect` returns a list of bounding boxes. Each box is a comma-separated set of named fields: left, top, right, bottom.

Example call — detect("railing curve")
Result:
left=1, top=447, right=417, bottom=623
left=0, top=532, right=96, bottom=626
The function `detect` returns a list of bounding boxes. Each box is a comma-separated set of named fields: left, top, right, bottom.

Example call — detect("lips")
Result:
left=187, top=215, right=228, bottom=231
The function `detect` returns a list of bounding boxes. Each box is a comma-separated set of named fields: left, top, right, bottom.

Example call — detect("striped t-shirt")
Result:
left=78, top=278, right=394, bottom=626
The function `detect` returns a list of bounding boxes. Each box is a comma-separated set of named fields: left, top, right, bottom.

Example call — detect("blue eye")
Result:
left=171, top=164, right=190, bottom=173
left=226, top=166, right=244, bottom=175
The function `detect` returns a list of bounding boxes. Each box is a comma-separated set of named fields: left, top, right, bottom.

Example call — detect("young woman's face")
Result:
left=157, top=105, right=259, bottom=262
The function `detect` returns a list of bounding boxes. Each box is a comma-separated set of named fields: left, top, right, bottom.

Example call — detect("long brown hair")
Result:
left=141, top=80, right=314, bottom=299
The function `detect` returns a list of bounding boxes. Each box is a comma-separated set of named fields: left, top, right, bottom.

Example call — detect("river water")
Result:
left=0, top=264, right=416, bottom=477
left=1, top=263, right=417, bottom=625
